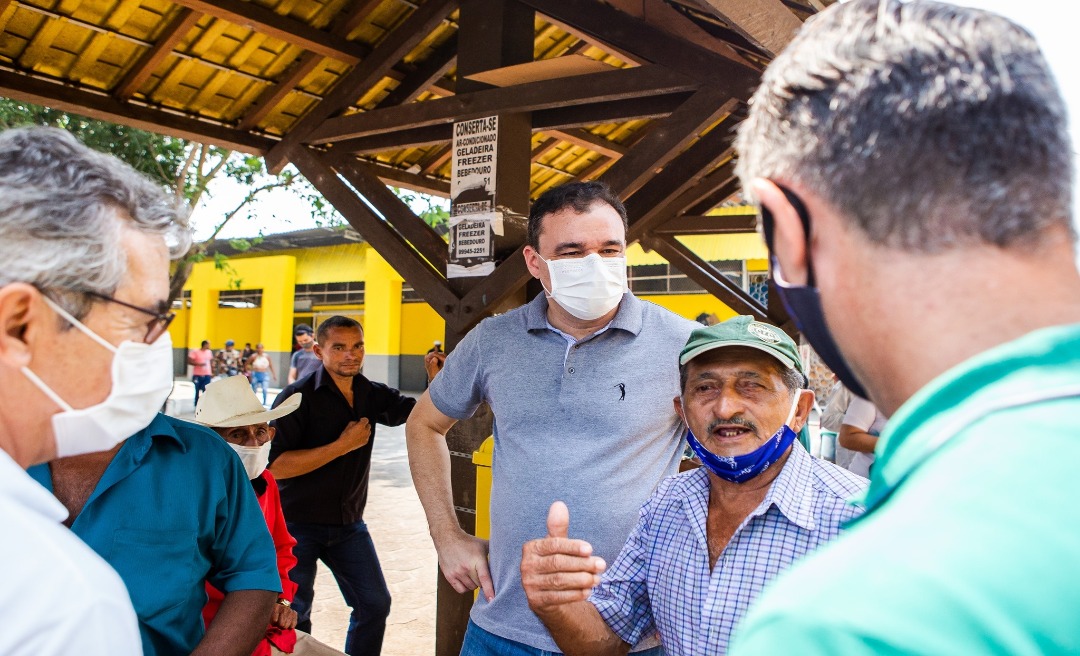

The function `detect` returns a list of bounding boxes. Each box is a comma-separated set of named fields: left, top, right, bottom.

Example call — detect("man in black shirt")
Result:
left=269, top=315, right=415, bottom=656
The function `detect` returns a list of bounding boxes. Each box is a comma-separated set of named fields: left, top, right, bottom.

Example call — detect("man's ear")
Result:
left=523, top=244, right=543, bottom=280
left=0, top=283, right=42, bottom=369
left=312, top=343, right=324, bottom=361
left=791, top=389, right=816, bottom=432
left=751, top=178, right=810, bottom=287
left=672, top=395, right=685, bottom=422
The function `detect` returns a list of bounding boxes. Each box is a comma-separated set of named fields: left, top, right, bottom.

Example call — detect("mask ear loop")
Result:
left=41, top=295, right=118, bottom=353
left=533, top=252, right=557, bottom=297
left=21, top=365, right=75, bottom=411
left=784, top=388, right=805, bottom=428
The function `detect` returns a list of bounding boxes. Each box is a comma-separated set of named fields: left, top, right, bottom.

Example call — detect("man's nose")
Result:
left=711, top=388, right=747, bottom=419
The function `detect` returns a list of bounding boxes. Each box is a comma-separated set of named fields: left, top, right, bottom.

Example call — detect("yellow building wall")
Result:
left=639, top=295, right=740, bottom=322
left=400, top=303, right=446, bottom=355
left=210, top=308, right=263, bottom=347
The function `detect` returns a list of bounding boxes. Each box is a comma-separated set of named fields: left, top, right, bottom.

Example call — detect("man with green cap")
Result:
left=520, top=315, right=866, bottom=655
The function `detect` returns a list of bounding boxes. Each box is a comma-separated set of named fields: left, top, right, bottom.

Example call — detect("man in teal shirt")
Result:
left=729, top=0, right=1080, bottom=652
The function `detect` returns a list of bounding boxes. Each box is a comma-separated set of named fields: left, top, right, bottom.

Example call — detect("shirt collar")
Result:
left=125, top=413, right=189, bottom=460
left=525, top=292, right=642, bottom=335
left=754, top=442, right=818, bottom=532
left=313, top=366, right=369, bottom=393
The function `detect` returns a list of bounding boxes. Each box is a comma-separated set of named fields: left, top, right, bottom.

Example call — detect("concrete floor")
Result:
left=306, top=421, right=438, bottom=655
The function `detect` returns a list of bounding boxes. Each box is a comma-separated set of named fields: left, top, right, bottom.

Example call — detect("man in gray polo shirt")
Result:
left=406, top=181, right=697, bottom=655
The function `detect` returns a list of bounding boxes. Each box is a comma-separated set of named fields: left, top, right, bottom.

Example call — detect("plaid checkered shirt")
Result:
left=589, top=442, right=867, bottom=655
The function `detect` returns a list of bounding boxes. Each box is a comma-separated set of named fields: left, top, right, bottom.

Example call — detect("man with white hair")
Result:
left=0, top=126, right=179, bottom=653
left=2, top=126, right=279, bottom=656
left=729, top=0, right=1080, bottom=652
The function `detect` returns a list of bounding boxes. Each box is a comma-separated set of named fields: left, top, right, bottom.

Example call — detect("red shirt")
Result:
left=203, top=470, right=298, bottom=655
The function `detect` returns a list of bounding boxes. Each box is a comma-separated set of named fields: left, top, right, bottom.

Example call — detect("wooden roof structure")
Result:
left=0, top=0, right=829, bottom=336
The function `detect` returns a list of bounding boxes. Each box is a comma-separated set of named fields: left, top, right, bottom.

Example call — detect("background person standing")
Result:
left=270, top=316, right=417, bottom=656
left=189, top=339, right=214, bottom=404
left=288, top=324, right=321, bottom=384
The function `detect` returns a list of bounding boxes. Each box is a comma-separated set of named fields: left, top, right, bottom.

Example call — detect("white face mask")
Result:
left=228, top=441, right=272, bottom=480
left=539, top=253, right=628, bottom=321
left=21, top=296, right=175, bottom=459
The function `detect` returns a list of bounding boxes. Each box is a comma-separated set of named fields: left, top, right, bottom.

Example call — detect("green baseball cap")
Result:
left=679, top=315, right=804, bottom=374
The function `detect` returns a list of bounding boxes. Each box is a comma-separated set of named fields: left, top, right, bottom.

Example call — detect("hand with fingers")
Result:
left=436, top=529, right=495, bottom=601
left=335, top=418, right=371, bottom=454
left=521, top=501, right=606, bottom=616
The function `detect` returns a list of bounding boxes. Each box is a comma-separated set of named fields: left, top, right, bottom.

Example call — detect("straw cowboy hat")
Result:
left=194, top=375, right=302, bottom=428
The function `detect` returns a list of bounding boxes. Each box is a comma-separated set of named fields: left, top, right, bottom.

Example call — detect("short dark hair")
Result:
left=527, top=181, right=628, bottom=250
left=201, top=340, right=210, bottom=348
left=294, top=323, right=313, bottom=336
left=316, top=315, right=363, bottom=344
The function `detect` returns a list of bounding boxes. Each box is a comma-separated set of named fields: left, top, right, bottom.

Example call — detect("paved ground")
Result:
left=307, top=421, right=438, bottom=655
left=170, top=381, right=438, bottom=655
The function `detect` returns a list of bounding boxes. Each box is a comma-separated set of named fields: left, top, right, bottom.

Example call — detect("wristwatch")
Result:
left=277, top=598, right=291, bottom=608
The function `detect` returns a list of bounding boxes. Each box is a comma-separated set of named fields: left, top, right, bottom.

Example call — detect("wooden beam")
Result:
left=307, top=65, right=697, bottom=144
left=168, top=0, right=367, bottom=64
left=645, top=234, right=771, bottom=321
left=371, top=161, right=451, bottom=197
left=0, top=68, right=273, bottom=153
left=420, top=144, right=453, bottom=175
left=653, top=213, right=756, bottom=235
left=625, top=108, right=741, bottom=237
left=375, top=33, right=458, bottom=109
left=532, top=92, right=692, bottom=129
left=695, top=0, right=804, bottom=57
left=602, top=91, right=735, bottom=198
left=544, top=128, right=626, bottom=158
left=114, top=8, right=200, bottom=100
left=265, top=0, right=459, bottom=172
left=573, top=155, right=614, bottom=182
left=453, top=247, right=532, bottom=331
left=238, top=0, right=383, bottom=130
left=604, top=0, right=751, bottom=66
left=520, top=0, right=759, bottom=90
left=530, top=136, right=560, bottom=160
left=331, top=92, right=693, bottom=154
left=333, top=124, right=452, bottom=154
left=685, top=179, right=742, bottom=215
left=335, top=158, right=449, bottom=267
left=288, top=146, right=460, bottom=320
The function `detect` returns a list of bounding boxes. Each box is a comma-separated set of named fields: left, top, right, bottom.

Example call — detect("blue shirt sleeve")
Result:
left=427, top=319, right=486, bottom=420
left=204, top=449, right=281, bottom=595
left=589, top=496, right=657, bottom=645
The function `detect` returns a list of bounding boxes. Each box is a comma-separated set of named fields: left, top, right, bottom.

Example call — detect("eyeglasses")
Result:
left=84, top=290, right=175, bottom=344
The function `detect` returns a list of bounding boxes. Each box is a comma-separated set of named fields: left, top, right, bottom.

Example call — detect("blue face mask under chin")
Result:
left=684, top=392, right=803, bottom=484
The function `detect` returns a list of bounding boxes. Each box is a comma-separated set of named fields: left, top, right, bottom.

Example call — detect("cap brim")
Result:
left=680, top=340, right=796, bottom=370
left=199, top=392, right=303, bottom=428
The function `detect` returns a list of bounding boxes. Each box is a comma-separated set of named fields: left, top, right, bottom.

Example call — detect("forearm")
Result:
left=407, top=425, right=461, bottom=543
left=838, top=425, right=878, bottom=453
left=270, top=442, right=345, bottom=479
left=193, top=589, right=277, bottom=656
left=537, top=602, right=629, bottom=656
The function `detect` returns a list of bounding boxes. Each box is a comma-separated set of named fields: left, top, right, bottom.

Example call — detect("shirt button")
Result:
left=573, top=344, right=580, bottom=349
left=568, top=367, right=575, bottom=374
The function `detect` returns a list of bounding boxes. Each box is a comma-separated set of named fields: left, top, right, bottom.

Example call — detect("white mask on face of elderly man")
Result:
left=21, top=296, right=175, bottom=459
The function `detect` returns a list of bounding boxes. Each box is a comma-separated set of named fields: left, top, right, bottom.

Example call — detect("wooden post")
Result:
left=436, top=1, right=534, bottom=654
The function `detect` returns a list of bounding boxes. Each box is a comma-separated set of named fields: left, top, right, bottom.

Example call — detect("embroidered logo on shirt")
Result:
left=615, top=382, right=626, bottom=401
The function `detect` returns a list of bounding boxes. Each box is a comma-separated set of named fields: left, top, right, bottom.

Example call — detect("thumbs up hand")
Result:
left=521, top=501, right=606, bottom=615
